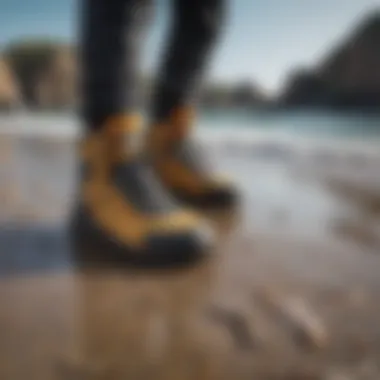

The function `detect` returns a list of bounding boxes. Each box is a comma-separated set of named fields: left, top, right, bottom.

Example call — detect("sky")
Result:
left=0, top=0, right=379, bottom=94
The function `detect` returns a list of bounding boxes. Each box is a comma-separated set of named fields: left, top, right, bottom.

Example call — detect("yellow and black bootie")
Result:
left=145, top=108, right=239, bottom=211
left=70, top=115, right=214, bottom=268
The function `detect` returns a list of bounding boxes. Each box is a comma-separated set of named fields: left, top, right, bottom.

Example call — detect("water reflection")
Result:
left=0, top=211, right=236, bottom=380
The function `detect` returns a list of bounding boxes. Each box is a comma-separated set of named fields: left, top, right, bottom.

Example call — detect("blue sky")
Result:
left=0, top=0, right=379, bottom=93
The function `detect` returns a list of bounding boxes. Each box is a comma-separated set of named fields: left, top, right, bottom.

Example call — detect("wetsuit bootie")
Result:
left=70, top=115, right=214, bottom=267
left=145, top=108, right=239, bottom=210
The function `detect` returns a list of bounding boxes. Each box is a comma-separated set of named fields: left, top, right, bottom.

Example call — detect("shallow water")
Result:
left=1, top=111, right=380, bottom=238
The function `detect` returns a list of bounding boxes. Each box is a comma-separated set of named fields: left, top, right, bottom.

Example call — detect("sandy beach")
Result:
left=1, top=0, right=380, bottom=376
left=1, top=129, right=380, bottom=379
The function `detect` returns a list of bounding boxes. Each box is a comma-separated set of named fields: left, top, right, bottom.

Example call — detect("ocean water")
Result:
left=1, top=109, right=380, bottom=238
left=2, top=109, right=380, bottom=166
left=2, top=108, right=380, bottom=181
left=1, top=108, right=380, bottom=141
left=2, top=109, right=380, bottom=170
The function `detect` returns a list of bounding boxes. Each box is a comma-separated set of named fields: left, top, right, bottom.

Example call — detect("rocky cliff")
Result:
left=0, top=57, right=21, bottom=110
left=281, top=12, right=380, bottom=109
left=3, top=40, right=77, bottom=109
left=34, top=46, right=77, bottom=109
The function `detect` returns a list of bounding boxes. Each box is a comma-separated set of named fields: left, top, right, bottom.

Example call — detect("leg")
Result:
left=151, top=0, right=226, bottom=122
left=146, top=0, right=238, bottom=210
left=79, top=0, right=152, bottom=130
left=72, top=0, right=212, bottom=266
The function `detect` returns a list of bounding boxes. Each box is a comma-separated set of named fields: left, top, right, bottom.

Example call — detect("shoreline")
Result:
left=1, top=128, right=380, bottom=378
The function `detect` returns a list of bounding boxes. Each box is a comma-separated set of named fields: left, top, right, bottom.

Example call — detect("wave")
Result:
left=1, top=113, right=380, bottom=168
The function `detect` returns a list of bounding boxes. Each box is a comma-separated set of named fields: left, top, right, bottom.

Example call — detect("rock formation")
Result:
left=281, top=12, right=380, bottom=109
left=34, top=46, right=77, bottom=109
left=0, top=57, right=21, bottom=110
left=201, top=81, right=267, bottom=108
left=3, top=41, right=77, bottom=109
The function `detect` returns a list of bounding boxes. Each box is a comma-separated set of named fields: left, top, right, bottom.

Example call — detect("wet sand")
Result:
left=1, top=135, right=380, bottom=379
